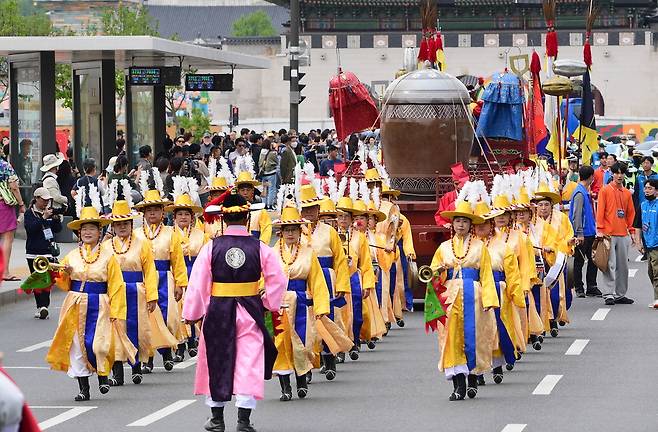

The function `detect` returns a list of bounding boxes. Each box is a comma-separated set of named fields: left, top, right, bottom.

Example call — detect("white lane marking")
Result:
left=635, top=255, right=643, bottom=262
left=37, top=406, right=97, bottom=430
left=127, top=400, right=196, bottom=427
left=3, top=366, right=50, bottom=370
left=501, top=425, right=527, bottom=432
left=17, top=339, right=53, bottom=352
left=174, top=357, right=198, bottom=370
left=591, top=308, right=611, bottom=321
left=532, top=374, right=563, bottom=395
left=629, top=269, right=638, bottom=278
left=565, top=339, right=590, bottom=356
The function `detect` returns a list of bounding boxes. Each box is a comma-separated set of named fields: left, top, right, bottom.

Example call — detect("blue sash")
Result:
left=122, top=271, right=143, bottom=362
left=288, top=279, right=311, bottom=344
left=350, top=272, right=363, bottom=345
left=389, top=262, right=397, bottom=302
left=375, top=267, right=383, bottom=306
left=492, top=270, right=516, bottom=365
left=184, top=256, right=197, bottom=278
left=531, top=284, right=542, bottom=313
left=154, top=259, right=171, bottom=325
left=398, top=239, right=413, bottom=310
left=70, top=280, right=108, bottom=295
left=317, top=256, right=347, bottom=317
left=447, top=268, right=479, bottom=372
left=550, top=267, right=572, bottom=320
left=70, top=280, right=107, bottom=370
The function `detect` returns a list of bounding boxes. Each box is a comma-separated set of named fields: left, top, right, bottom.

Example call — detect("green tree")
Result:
left=178, top=108, right=210, bottom=142
left=100, top=3, right=159, bottom=36
left=231, top=10, right=277, bottom=37
left=0, top=0, right=53, bottom=103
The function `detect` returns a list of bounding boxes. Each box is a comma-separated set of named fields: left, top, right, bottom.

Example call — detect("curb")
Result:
left=0, top=282, right=32, bottom=307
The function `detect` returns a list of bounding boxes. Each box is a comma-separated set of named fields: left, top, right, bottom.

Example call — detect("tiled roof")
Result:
left=148, top=5, right=289, bottom=41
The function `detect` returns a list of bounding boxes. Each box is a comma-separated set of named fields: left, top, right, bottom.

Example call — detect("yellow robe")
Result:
left=249, top=208, right=272, bottom=244
left=135, top=224, right=188, bottom=346
left=369, top=229, right=397, bottom=324
left=528, top=217, right=560, bottom=332
left=430, top=236, right=498, bottom=375
left=488, top=234, right=525, bottom=362
left=46, top=243, right=135, bottom=376
left=376, top=200, right=408, bottom=314
left=302, top=222, right=351, bottom=294
left=273, top=242, right=330, bottom=375
left=178, top=226, right=210, bottom=339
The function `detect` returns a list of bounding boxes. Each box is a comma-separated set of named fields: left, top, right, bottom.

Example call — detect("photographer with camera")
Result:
left=40, top=153, right=69, bottom=216
left=24, top=187, right=62, bottom=320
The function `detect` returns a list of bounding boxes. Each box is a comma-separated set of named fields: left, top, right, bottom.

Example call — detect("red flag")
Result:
left=525, top=51, right=547, bottom=155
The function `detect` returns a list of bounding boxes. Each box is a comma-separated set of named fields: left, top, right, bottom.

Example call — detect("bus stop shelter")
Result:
left=0, top=36, right=269, bottom=200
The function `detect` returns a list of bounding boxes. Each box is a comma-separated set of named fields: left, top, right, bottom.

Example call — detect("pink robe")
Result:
left=182, top=225, right=287, bottom=400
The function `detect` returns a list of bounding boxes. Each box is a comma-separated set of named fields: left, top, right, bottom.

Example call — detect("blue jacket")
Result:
left=569, top=183, right=596, bottom=237
left=641, top=198, right=658, bottom=249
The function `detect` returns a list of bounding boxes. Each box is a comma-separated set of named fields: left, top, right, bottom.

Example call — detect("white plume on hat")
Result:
left=325, top=170, right=339, bottom=203
left=349, top=177, right=359, bottom=203
left=152, top=168, right=165, bottom=197
left=207, top=156, right=218, bottom=180
left=74, top=185, right=85, bottom=218
left=233, top=154, right=255, bottom=177
left=171, top=175, right=201, bottom=206
left=465, top=180, right=481, bottom=207
left=105, top=179, right=120, bottom=208
left=490, top=174, right=504, bottom=200
left=139, top=169, right=150, bottom=195
left=358, top=180, right=370, bottom=205
left=509, top=174, right=523, bottom=201
left=120, top=179, right=135, bottom=208
left=277, top=184, right=296, bottom=212
left=217, top=156, right=235, bottom=185
left=338, top=175, right=348, bottom=199
left=474, top=180, right=490, bottom=205
left=371, top=185, right=381, bottom=209
left=88, top=183, right=102, bottom=214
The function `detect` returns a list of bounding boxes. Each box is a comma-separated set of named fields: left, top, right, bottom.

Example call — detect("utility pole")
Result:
left=289, top=0, right=299, bottom=131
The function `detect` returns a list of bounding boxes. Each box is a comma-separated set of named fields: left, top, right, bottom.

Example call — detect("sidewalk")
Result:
left=0, top=238, right=76, bottom=307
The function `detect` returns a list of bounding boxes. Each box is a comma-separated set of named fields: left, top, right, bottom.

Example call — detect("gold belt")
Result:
left=211, top=282, right=260, bottom=297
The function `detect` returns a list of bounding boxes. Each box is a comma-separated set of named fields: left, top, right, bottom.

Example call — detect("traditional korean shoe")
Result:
left=537, top=335, right=544, bottom=343
left=295, top=374, right=308, bottom=399
left=449, top=374, right=466, bottom=401
left=348, top=346, right=360, bottom=361
left=108, top=361, right=124, bottom=386
left=204, top=407, right=225, bottom=432
left=306, top=371, right=312, bottom=383
left=142, top=357, right=154, bottom=374
left=131, top=364, right=143, bottom=384
left=236, top=408, right=257, bottom=432
left=466, top=374, right=478, bottom=399
left=188, top=339, right=198, bottom=357
left=74, top=377, right=90, bottom=402
left=550, top=321, right=559, bottom=338
left=505, top=363, right=514, bottom=371
left=367, top=340, right=376, bottom=350
left=493, top=367, right=504, bottom=384
left=278, top=375, right=292, bottom=401
left=396, top=319, right=405, bottom=328
left=476, top=375, right=486, bottom=386
left=162, top=350, right=175, bottom=371
left=173, top=344, right=186, bottom=363
left=98, top=375, right=110, bottom=394
left=324, top=355, right=337, bottom=381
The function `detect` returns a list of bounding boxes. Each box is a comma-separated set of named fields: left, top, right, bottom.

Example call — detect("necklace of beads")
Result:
left=143, top=220, right=163, bottom=240
left=280, top=239, right=301, bottom=267
left=79, top=242, right=101, bottom=265
left=451, top=234, right=471, bottom=261
left=177, top=224, right=192, bottom=240
left=112, top=233, right=132, bottom=255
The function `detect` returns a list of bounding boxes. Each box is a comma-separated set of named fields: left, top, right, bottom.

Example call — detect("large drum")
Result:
left=381, top=69, right=474, bottom=200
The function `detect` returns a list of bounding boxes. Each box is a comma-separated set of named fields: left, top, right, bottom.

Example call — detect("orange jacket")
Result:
left=596, top=183, right=635, bottom=236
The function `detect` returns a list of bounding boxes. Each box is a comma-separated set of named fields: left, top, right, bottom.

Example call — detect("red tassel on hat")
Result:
left=545, top=26, right=558, bottom=57
left=583, top=32, right=592, bottom=68
left=203, top=188, right=232, bottom=223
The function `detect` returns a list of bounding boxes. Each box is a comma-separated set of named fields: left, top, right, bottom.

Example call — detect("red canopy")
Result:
left=328, top=69, right=379, bottom=142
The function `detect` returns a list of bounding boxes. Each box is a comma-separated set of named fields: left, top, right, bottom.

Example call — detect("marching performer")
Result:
left=366, top=200, right=396, bottom=331
left=45, top=186, right=135, bottom=401
left=182, top=191, right=287, bottom=432
left=318, top=197, right=338, bottom=229
left=271, top=203, right=329, bottom=401
left=472, top=181, right=524, bottom=383
left=352, top=197, right=387, bottom=348
left=233, top=155, right=272, bottom=244
left=430, top=184, right=498, bottom=401
left=134, top=169, right=188, bottom=373
left=298, top=185, right=350, bottom=381
left=104, top=181, right=172, bottom=387
left=166, top=177, right=208, bottom=362
left=335, top=193, right=376, bottom=360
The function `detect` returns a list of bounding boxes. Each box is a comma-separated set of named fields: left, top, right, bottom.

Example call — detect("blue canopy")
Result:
left=476, top=72, right=524, bottom=141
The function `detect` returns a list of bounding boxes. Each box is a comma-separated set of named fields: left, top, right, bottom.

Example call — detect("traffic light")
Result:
left=298, top=72, right=306, bottom=104
left=232, top=105, right=239, bottom=126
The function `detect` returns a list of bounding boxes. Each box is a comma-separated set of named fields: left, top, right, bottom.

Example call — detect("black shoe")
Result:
left=74, top=377, right=90, bottom=402
left=449, top=374, right=466, bottom=401
left=188, top=339, right=198, bottom=357
left=476, top=375, right=486, bottom=386
left=615, top=296, right=634, bottom=305
left=295, top=374, right=308, bottom=399
left=605, top=297, right=616, bottom=306
left=323, top=354, right=336, bottom=381
left=396, top=319, right=405, bottom=328
left=576, top=290, right=586, bottom=298
left=348, top=346, right=359, bottom=361
left=204, top=407, right=225, bottom=432
left=306, top=371, right=312, bottom=384
left=39, top=307, right=49, bottom=320
left=506, top=363, right=514, bottom=371
left=237, top=408, right=257, bottom=432
left=538, top=335, right=544, bottom=343
left=142, top=357, right=154, bottom=374
left=516, top=352, right=522, bottom=361
left=336, top=352, right=345, bottom=363
left=367, top=340, right=376, bottom=350
left=641, top=253, right=648, bottom=261
left=325, top=370, right=336, bottom=381
left=173, top=345, right=185, bottom=363
left=550, top=321, right=559, bottom=338
left=109, top=361, right=124, bottom=386
left=162, top=350, right=175, bottom=371
left=278, top=375, right=292, bottom=401
left=98, top=375, right=110, bottom=394
left=530, top=336, right=542, bottom=351
left=586, top=287, right=603, bottom=297
left=131, top=364, right=142, bottom=384
left=466, top=374, right=478, bottom=399
left=492, top=366, right=503, bottom=384
left=132, top=373, right=142, bottom=384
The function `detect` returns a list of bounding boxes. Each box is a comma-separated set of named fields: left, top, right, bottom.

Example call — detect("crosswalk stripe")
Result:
left=17, top=339, right=52, bottom=353
left=37, top=406, right=97, bottom=430
left=532, top=374, right=563, bottom=395
left=127, top=400, right=196, bottom=427
left=174, top=357, right=198, bottom=370
left=629, top=269, right=638, bottom=278
left=565, top=339, right=590, bottom=355
left=591, top=308, right=611, bottom=321
left=501, top=425, right=527, bottom=432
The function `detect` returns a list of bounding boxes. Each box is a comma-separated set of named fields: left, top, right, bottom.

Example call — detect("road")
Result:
left=1, top=253, right=656, bottom=432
